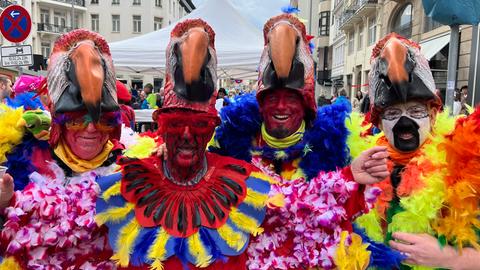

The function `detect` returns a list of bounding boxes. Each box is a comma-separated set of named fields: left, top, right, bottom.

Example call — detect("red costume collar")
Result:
left=118, top=152, right=251, bottom=237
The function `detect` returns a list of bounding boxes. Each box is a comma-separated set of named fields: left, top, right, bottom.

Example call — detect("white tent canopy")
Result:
left=109, top=0, right=264, bottom=79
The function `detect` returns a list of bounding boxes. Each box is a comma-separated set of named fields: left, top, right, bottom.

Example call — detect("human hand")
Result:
left=0, top=173, right=14, bottom=209
left=154, top=143, right=167, bottom=160
left=351, top=146, right=389, bottom=184
left=389, top=232, right=457, bottom=268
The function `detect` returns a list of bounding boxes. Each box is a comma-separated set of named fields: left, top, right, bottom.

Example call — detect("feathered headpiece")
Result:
left=161, top=19, right=217, bottom=115
left=47, top=29, right=120, bottom=146
left=257, top=14, right=316, bottom=123
left=47, top=29, right=118, bottom=121
left=368, top=33, right=442, bottom=125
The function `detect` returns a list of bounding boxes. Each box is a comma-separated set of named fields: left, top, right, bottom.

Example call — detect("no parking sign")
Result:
left=0, top=5, right=32, bottom=43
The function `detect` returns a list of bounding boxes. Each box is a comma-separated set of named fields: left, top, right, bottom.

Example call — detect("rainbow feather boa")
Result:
left=434, top=107, right=480, bottom=250
left=247, top=157, right=380, bottom=269
left=353, top=111, right=458, bottom=270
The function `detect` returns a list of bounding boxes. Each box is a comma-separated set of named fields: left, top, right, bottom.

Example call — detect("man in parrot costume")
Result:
left=95, top=19, right=271, bottom=270
left=354, top=33, right=480, bottom=269
left=208, top=14, right=396, bottom=269
left=0, top=29, right=126, bottom=269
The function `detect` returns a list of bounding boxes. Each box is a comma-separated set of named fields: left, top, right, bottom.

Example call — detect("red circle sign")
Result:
left=0, top=5, right=32, bottom=43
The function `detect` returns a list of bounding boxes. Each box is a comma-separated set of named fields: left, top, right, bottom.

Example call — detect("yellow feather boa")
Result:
left=0, top=105, right=25, bottom=163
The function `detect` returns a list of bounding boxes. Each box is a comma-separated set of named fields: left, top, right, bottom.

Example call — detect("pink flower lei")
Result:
left=247, top=157, right=379, bottom=269
left=1, top=162, right=116, bottom=270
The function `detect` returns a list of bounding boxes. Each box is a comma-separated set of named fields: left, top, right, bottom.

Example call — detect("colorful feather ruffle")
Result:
left=96, top=168, right=270, bottom=269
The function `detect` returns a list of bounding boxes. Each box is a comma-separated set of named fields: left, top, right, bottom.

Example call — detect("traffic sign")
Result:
left=0, top=5, right=32, bottom=43
left=1, top=45, right=33, bottom=67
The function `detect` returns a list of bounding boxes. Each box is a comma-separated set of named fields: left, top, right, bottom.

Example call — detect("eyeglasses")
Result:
left=64, top=116, right=117, bottom=132
left=381, top=105, right=429, bottom=121
left=159, top=113, right=219, bottom=135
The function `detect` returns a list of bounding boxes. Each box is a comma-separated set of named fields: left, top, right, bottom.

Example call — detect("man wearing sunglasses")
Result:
left=0, top=29, right=124, bottom=268
left=355, top=33, right=480, bottom=269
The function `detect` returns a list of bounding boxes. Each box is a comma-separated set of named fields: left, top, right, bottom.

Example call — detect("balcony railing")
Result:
left=51, top=0, right=85, bottom=7
left=358, top=0, right=377, bottom=6
left=0, top=0, right=12, bottom=8
left=38, top=23, right=73, bottom=34
left=339, top=9, right=356, bottom=28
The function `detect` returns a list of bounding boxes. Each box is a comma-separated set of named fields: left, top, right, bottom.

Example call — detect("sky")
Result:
left=191, top=0, right=290, bottom=30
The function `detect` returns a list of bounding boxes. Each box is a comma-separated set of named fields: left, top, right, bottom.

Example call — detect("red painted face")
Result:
left=64, top=122, right=110, bottom=160
left=260, top=88, right=305, bottom=138
left=161, top=112, right=218, bottom=171
left=62, top=113, right=115, bottom=160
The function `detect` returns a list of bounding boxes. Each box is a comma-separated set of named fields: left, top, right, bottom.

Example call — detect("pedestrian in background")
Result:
left=116, top=80, right=136, bottom=129
left=0, top=75, right=12, bottom=103
left=352, top=89, right=363, bottom=112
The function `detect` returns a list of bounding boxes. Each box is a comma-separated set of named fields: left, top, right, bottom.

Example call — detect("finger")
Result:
left=0, top=174, right=13, bottom=190
left=364, top=158, right=387, bottom=168
left=389, top=240, right=415, bottom=253
left=371, top=150, right=389, bottom=160
left=392, top=232, right=420, bottom=244
left=366, top=165, right=389, bottom=174
left=403, top=258, right=417, bottom=265
left=370, top=172, right=390, bottom=179
left=362, top=146, right=388, bottom=159
left=162, top=145, right=168, bottom=160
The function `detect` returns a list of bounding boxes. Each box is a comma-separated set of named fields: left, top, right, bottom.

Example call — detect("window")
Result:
left=54, top=11, right=67, bottom=32
left=348, top=32, right=354, bottom=55
left=41, top=42, right=51, bottom=58
left=112, top=0, right=120, bottom=4
left=133, top=0, right=141, bottom=5
left=424, top=16, right=442, bottom=33
left=155, top=0, right=162, bottom=7
left=392, top=3, right=413, bottom=38
left=54, top=11, right=66, bottom=27
left=133, top=15, right=141, bottom=33
left=91, top=0, right=98, bottom=4
left=74, top=14, right=80, bottom=29
left=112, top=15, right=120, bottom=32
left=154, top=17, right=163, bottom=31
left=357, top=25, right=363, bottom=50
left=318, top=11, right=330, bottom=36
left=368, top=16, right=376, bottom=45
left=334, top=45, right=345, bottom=67
left=40, top=9, right=49, bottom=24
left=91, top=14, right=99, bottom=32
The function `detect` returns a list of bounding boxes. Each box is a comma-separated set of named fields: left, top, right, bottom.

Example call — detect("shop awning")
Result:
left=420, top=33, right=450, bottom=60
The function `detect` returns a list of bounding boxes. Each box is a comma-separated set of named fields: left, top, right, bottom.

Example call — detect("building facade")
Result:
left=0, top=0, right=193, bottom=88
left=315, top=0, right=332, bottom=98
left=85, top=0, right=194, bottom=89
left=85, top=0, right=193, bottom=43
left=0, top=0, right=87, bottom=72
left=331, top=0, right=473, bottom=102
